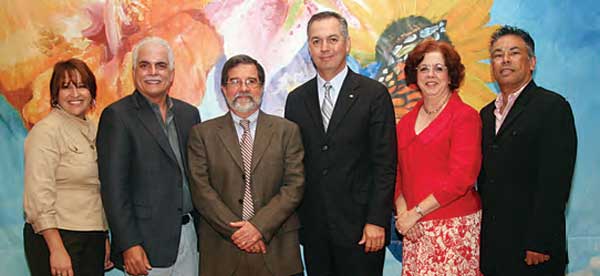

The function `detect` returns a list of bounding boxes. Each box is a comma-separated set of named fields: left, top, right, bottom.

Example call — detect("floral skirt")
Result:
left=401, top=210, right=482, bottom=276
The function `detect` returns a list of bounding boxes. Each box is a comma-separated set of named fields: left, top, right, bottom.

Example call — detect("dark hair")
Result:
left=220, top=54, right=265, bottom=86
left=49, top=58, right=97, bottom=107
left=404, top=39, right=465, bottom=91
left=490, top=25, right=535, bottom=57
left=307, top=11, right=349, bottom=38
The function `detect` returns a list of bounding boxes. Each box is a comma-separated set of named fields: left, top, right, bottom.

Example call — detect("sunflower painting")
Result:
left=313, top=0, right=498, bottom=121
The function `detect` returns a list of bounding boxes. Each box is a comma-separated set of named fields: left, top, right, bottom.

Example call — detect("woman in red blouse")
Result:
left=394, top=39, right=483, bottom=276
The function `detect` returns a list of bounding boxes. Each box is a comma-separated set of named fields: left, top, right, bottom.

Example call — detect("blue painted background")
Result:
left=1, top=0, right=599, bottom=275
left=488, top=0, right=600, bottom=274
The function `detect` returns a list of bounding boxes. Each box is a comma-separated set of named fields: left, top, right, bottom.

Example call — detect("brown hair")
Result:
left=220, top=54, right=265, bottom=86
left=49, top=58, right=97, bottom=107
left=405, top=39, right=465, bottom=91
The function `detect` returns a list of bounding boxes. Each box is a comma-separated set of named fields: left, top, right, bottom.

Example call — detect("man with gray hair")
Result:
left=97, top=36, right=201, bottom=275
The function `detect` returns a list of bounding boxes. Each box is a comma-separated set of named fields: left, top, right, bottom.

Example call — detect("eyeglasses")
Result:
left=225, top=78, right=262, bottom=89
left=415, top=64, right=447, bottom=74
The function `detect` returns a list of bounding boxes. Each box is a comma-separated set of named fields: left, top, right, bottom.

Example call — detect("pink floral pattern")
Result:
left=402, top=211, right=482, bottom=276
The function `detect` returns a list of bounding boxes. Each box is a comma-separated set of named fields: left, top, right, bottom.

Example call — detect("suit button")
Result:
left=489, top=179, right=495, bottom=184
left=322, top=169, right=328, bottom=175
left=321, top=144, right=329, bottom=151
left=238, top=199, right=243, bottom=204
left=491, top=144, right=499, bottom=151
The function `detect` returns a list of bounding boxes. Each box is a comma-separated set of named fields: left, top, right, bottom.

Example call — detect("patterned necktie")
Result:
left=239, top=119, right=255, bottom=220
left=321, top=82, right=334, bottom=131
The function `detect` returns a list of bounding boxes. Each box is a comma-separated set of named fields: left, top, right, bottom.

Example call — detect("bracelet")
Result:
left=415, top=204, right=425, bottom=217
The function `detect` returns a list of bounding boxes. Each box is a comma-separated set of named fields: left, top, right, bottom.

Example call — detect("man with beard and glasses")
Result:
left=97, top=37, right=201, bottom=276
left=187, top=54, right=305, bottom=276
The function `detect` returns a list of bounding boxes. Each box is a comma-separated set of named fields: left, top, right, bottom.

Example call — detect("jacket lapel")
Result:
left=133, top=91, right=178, bottom=164
left=216, top=113, right=244, bottom=171
left=326, top=70, right=359, bottom=135
left=481, top=104, right=496, bottom=143
left=496, top=81, right=536, bottom=138
left=302, top=78, right=326, bottom=136
left=172, top=100, right=191, bottom=172
left=251, top=111, right=274, bottom=173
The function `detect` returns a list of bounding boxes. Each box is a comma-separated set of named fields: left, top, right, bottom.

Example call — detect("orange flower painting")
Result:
left=0, top=0, right=497, bottom=126
left=0, top=0, right=223, bottom=127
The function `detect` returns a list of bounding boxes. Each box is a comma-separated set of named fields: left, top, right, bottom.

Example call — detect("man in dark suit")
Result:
left=187, top=54, right=304, bottom=276
left=284, top=11, right=397, bottom=276
left=97, top=37, right=201, bottom=276
left=479, top=26, right=577, bottom=276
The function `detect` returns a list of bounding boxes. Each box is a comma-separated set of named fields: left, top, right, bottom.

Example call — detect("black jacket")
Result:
left=479, top=81, right=577, bottom=275
left=285, top=69, right=397, bottom=246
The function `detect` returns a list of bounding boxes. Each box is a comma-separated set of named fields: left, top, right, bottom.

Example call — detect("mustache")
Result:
left=233, top=92, right=254, bottom=100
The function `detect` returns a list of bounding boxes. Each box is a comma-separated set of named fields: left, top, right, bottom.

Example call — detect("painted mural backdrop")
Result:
left=1, top=1, right=598, bottom=275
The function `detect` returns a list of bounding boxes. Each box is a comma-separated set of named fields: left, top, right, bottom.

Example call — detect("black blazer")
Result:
left=285, top=69, right=397, bottom=246
left=478, top=81, right=577, bottom=275
left=97, top=91, right=201, bottom=268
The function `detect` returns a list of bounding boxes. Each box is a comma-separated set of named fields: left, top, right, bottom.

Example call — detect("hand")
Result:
left=247, top=240, right=267, bottom=254
left=49, top=247, right=73, bottom=276
left=104, top=237, right=114, bottom=270
left=358, top=224, right=385, bottom=253
left=122, top=245, right=152, bottom=275
left=525, top=250, right=550, bottom=265
left=230, top=221, right=264, bottom=252
left=395, top=209, right=420, bottom=234
left=403, top=223, right=424, bottom=242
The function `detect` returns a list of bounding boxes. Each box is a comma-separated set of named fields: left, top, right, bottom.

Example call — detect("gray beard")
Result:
left=228, top=92, right=262, bottom=113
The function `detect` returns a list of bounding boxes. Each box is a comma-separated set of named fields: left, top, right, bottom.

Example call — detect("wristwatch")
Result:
left=415, top=204, right=425, bottom=217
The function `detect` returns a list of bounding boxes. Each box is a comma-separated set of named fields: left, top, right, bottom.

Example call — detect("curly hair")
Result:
left=404, top=39, right=465, bottom=91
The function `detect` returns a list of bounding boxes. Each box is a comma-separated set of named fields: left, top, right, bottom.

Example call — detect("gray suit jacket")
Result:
left=97, top=91, right=200, bottom=268
left=187, top=111, right=304, bottom=275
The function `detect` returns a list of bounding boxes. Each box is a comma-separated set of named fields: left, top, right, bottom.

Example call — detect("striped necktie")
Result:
left=239, top=119, right=254, bottom=220
left=321, top=82, right=334, bottom=131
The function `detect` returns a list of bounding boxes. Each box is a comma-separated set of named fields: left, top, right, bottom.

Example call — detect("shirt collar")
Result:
left=141, top=93, right=174, bottom=112
left=494, top=80, right=530, bottom=110
left=230, top=109, right=260, bottom=125
left=317, top=66, right=348, bottom=93
left=53, top=106, right=90, bottom=125
left=52, top=107, right=96, bottom=140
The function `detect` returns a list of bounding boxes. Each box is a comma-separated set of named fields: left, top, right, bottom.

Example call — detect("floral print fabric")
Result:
left=401, top=210, right=482, bottom=276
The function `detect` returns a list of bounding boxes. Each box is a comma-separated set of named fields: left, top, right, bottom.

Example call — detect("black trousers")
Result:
left=302, top=234, right=385, bottom=276
left=23, top=223, right=106, bottom=276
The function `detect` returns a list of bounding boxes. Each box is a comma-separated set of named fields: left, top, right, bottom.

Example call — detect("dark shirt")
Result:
left=144, top=96, right=194, bottom=214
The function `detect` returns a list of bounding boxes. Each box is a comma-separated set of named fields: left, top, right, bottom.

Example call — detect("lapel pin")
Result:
left=349, top=94, right=355, bottom=98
